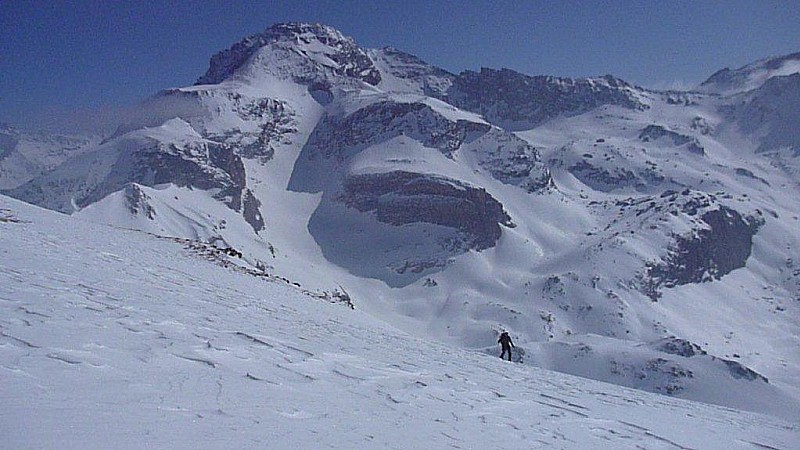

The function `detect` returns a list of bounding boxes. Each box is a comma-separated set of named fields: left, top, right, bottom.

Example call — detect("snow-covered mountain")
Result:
left=3, top=22, right=800, bottom=422
left=0, top=123, right=96, bottom=190
left=700, top=51, right=800, bottom=95
left=2, top=195, right=797, bottom=449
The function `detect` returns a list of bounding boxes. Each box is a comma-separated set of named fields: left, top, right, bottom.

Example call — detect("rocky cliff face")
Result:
left=196, top=22, right=381, bottom=87
left=305, top=101, right=489, bottom=161
left=292, top=99, right=552, bottom=194
left=343, top=170, right=513, bottom=250
left=643, top=206, right=763, bottom=300
left=446, top=69, right=647, bottom=130
left=639, top=125, right=705, bottom=156
left=285, top=95, right=544, bottom=285
left=123, top=183, right=156, bottom=220
left=207, top=93, right=297, bottom=163
left=369, top=47, right=454, bottom=97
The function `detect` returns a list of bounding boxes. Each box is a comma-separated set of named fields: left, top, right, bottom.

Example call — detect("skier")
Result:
left=498, top=331, right=514, bottom=361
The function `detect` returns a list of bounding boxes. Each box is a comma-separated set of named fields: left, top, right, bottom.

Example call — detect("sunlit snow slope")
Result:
left=1, top=195, right=798, bottom=449
left=3, top=23, right=800, bottom=423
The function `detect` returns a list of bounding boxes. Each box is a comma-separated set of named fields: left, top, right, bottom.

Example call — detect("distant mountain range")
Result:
left=3, top=22, right=799, bottom=418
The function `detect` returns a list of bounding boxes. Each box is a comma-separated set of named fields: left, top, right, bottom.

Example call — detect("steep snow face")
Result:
left=700, top=51, right=800, bottom=95
left=724, top=73, right=800, bottom=156
left=77, top=183, right=252, bottom=243
left=196, top=22, right=381, bottom=87
left=2, top=195, right=799, bottom=449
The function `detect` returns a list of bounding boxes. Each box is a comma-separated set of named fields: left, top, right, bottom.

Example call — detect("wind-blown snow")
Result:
left=1, top=195, right=797, bottom=449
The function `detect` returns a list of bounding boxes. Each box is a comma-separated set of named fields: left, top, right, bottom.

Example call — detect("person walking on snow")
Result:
left=498, top=331, right=514, bottom=361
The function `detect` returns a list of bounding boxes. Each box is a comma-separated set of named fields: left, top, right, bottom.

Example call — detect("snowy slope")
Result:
left=700, top=51, right=800, bottom=95
left=2, top=23, right=799, bottom=421
left=1, top=195, right=798, bottom=449
left=0, top=124, right=96, bottom=190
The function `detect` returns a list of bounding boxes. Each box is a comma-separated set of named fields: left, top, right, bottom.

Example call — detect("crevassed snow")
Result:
left=1, top=195, right=797, bottom=449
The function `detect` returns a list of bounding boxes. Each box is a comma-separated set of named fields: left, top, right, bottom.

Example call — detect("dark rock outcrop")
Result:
left=343, top=171, right=513, bottom=250
left=123, top=183, right=156, bottom=220
left=370, top=47, right=455, bottom=97
left=649, top=337, right=768, bottom=383
left=639, top=125, right=705, bottom=155
left=652, top=337, right=707, bottom=358
left=292, top=100, right=551, bottom=193
left=242, top=189, right=265, bottom=232
left=308, top=101, right=491, bottom=161
left=644, top=206, right=763, bottom=299
left=7, top=136, right=266, bottom=232
left=734, top=168, right=770, bottom=186
left=446, top=69, right=646, bottom=130
left=722, top=359, right=769, bottom=382
left=113, top=140, right=264, bottom=232
left=95, top=141, right=244, bottom=211
left=568, top=160, right=639, bottom=191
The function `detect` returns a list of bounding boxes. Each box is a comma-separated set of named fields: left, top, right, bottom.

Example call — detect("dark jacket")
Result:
left=498, top=333, right=514, bottom=348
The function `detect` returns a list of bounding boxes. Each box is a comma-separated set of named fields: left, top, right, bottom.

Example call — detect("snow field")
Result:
left=1, top=197, right=797, bottom=449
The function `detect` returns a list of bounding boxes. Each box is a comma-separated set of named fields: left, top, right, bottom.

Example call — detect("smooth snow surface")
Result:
left=1, top=196, right=797, bottom=449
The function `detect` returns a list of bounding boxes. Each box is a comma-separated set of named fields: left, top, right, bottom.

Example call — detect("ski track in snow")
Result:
left=0, top=197, right=797, bottom=449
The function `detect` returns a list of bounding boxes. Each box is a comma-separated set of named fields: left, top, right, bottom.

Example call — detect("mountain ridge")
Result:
left=3, top=22, right=799, bottom=419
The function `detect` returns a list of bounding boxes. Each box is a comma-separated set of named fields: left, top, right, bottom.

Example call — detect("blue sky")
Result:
left=1, top=0, right=798, bottom=131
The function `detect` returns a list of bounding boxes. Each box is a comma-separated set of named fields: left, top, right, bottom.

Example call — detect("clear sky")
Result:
left=1, top=0, right=798, bottom=131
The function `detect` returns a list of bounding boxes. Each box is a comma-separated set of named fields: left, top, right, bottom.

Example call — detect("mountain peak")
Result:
left=700, top=51, right=800, bottom=95
left=196, top=22, right=380, bottom=86
left=264, top=22, right=348, bottom=42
